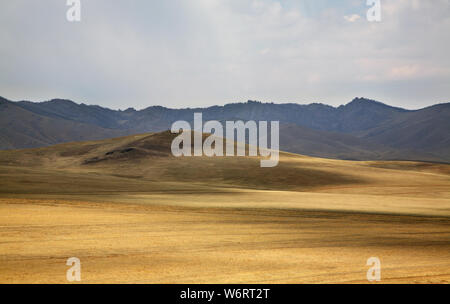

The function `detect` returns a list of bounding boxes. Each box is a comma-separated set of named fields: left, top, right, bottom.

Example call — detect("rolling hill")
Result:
left=0, top=129, right=449, bottom=204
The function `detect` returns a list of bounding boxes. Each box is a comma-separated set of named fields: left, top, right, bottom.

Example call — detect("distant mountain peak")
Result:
left=343, top=97, right=407, bottom=112
left=348, top=97, right=384, bottom=106
left=46, top=98, right=78, bottom=105
left=123, top=107, right=137, bottom=113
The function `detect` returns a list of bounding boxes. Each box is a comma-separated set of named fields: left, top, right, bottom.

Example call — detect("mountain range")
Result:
left=1, top=96, right=449, bottom=162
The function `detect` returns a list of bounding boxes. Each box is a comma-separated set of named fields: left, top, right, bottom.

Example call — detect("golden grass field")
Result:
left=0, top=132, right=449, bottom=283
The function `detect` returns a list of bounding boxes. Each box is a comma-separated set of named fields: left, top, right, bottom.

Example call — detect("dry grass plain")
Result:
left=0, top=132, right=449, bottom=283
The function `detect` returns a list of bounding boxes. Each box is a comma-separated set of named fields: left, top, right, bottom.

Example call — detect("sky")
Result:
left=0, top=0, right=449, bottom=110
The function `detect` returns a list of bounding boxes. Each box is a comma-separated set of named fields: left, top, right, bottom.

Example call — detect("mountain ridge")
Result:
left=1, top=96, right=449, bottom=162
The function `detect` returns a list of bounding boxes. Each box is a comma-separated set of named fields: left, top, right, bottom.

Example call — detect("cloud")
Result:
left=344, top=14, right=361, bottom=22
left=0, top=0, right=449, bottom=109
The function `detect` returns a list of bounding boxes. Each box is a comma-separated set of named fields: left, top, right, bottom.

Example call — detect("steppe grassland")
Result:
left=0, top=134, right=449, bottom=283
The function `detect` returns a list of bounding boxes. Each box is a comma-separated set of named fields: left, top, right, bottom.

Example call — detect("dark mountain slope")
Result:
left=0, top=99, right=126, bottom=149
left=358, top=103, right=450, bottom=155
left=335, top=98, right=407, bottom=133
left=278, top=124, right=441, bottom=161
left=16, top=99, right=125, bottom=129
